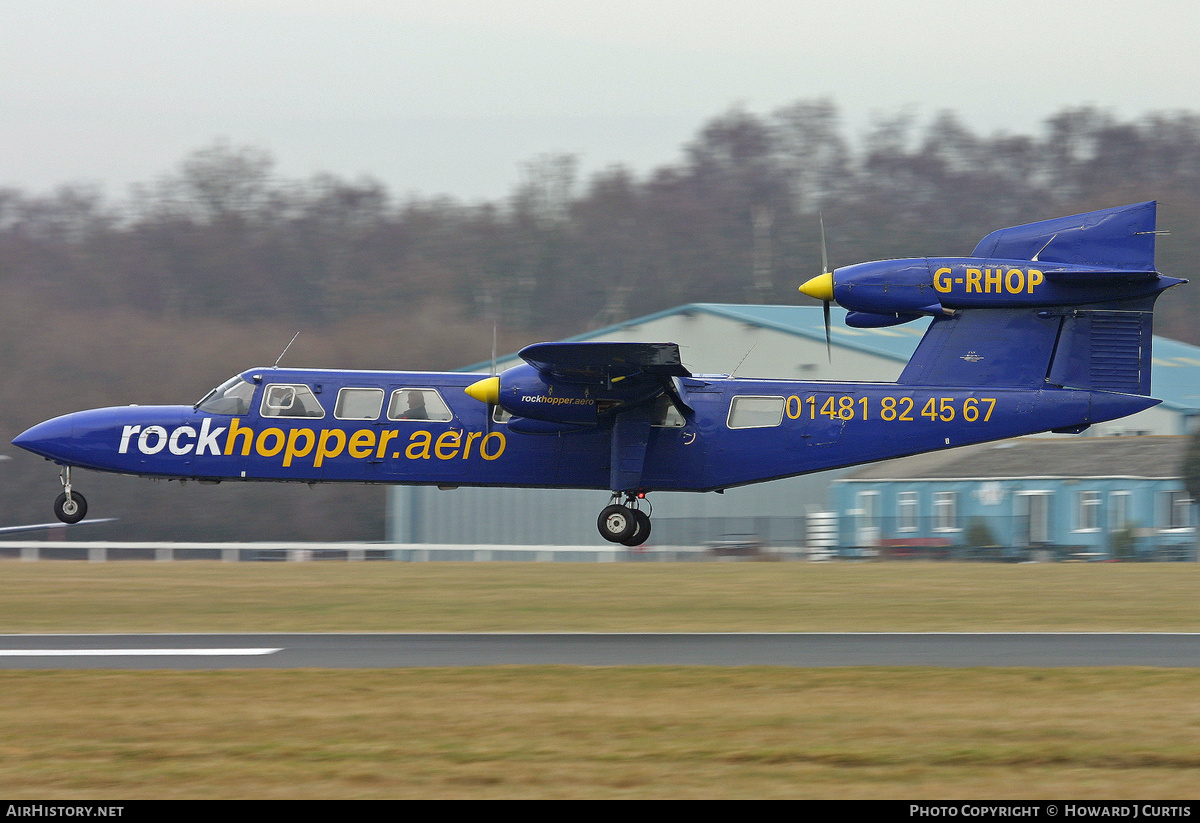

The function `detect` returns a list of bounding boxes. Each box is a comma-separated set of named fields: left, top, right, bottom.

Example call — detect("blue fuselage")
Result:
left=12, top=367, right=1158, bottom=493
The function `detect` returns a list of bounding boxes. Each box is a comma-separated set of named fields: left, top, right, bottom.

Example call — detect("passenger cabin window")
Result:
left=196, top=375, right=256, bottom=415
left=335, top=387, right=384, bottom=420
left=388, top=388, right=452, bottom=422
left=652, top=394, right=685, bottom=427
left=261, top=384, right=325, bottom=418
left=726, top=396, right=784, bottom=429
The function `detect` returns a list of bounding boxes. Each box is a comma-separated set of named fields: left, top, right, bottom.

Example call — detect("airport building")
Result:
left=832, top=436, right=1196, bottom=561
left=386, top=303, right=1200, bottom=549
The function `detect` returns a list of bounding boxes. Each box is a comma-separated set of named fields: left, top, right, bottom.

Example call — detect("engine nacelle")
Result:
left=487, top=363, right=600, bottom=426
left=829, top=259, right=944, bottom=317
left=808, top=258, right=1180, bottom=327
left=464, top=341, right=689, bottom=428
left=845, top=311, right=924, bottom=329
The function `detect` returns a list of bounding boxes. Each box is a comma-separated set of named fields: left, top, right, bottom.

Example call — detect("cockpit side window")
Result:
left=197, top=375, right=257, bottom=415
left=261, top=384, right=325, bottom=418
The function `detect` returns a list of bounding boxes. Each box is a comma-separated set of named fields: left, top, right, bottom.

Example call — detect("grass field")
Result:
left=2, top=560, right=1199, bottom=798
left=2, top=560, right=1200, bottom=633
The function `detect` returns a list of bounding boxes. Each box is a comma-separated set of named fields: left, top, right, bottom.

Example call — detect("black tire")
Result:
left=598, top=504, right=636, bottom=543
left=621, top=509, right=652, bottom=547
left=54, top=491, right=87, bottom=525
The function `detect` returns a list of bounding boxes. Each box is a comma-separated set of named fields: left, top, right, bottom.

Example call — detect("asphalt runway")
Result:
left=2, top=633, right=1200, bottom=669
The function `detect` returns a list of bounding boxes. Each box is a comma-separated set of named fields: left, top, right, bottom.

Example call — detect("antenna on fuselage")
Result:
left=274, top=332, right=300, bottom=368
left=491, top=321, right=498, bottom=376
left=731, top=343, right=757, bottom=378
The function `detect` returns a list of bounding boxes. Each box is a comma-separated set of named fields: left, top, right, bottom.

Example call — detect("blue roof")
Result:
left=1148, top=337, right=1200, bottom=412
left=468, top=302, right=1200, bottom=413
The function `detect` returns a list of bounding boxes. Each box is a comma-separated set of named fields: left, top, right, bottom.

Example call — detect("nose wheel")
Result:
left=54, top=467, right=88, bottom=524
left=597, top=494, right=652, bottom=546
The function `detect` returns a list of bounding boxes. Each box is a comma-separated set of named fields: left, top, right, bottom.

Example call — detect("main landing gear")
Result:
left=53, top=466, right=88, bottom=524
left=597, top=493, right=652, bottom=547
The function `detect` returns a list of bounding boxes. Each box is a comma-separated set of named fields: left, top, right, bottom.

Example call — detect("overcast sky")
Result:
left=2, top=0, right=1199, bottom=202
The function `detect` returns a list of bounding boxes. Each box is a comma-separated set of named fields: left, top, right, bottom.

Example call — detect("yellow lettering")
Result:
left=1005, top=268, right=1024, bottom=294
left=966, top=268, right=982, bottom=293
left=348, top=429, right=376, bottom=459
left=282, top=428, right=315, bottom=467
left=255, top=428, right=285, bottom=457
left=225, top=418, right=254, bottom=456
left=984, top=267, right=1002, bottom=293
left=480, top=431, right=506, bottom=460
left=462, top=431, right=482, bottom=459
left=1028, top=268, right=1044, bottom=292
left=376, top=430, right=399, bottom=459
left=314, top=429, right=347, bottom=467
left=406, top=430, right=432, bottom=460
left=435, top=430, right=461, bottom=460
left=933, top=267, right=953, bottom=293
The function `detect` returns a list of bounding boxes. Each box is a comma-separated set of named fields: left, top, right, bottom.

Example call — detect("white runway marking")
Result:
left=0, top=648, right=282, bottom=657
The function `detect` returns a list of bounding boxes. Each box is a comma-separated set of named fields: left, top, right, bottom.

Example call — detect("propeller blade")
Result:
left=490, top=321, right=498, bottom=377
left=820, top=213, right=829, bottom=276
left=823, top=300, right=832, bottom=362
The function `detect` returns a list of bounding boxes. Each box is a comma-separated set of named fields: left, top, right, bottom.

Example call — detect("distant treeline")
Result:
left=2, top=100, right=1199, bottom=541
left=3, top=101, right=1199, bottom=342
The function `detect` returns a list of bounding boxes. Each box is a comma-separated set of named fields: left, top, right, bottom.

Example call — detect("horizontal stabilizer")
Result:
left=971, top=201, right=1157, bottom=270
left=519, top=342, right=691, bottom=381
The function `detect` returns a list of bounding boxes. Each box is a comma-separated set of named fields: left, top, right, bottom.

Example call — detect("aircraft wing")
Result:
left=518, top=342, right=692, bottom=382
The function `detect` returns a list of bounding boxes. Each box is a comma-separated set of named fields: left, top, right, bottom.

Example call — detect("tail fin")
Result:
left=802, top=202, right=1186, bottom=394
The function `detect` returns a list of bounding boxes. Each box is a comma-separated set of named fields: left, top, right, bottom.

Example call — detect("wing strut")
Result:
left=609, top=406, right=653, bottom=493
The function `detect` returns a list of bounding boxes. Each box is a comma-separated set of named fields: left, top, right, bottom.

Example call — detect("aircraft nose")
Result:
left=12, top=415, right=78, bottom=461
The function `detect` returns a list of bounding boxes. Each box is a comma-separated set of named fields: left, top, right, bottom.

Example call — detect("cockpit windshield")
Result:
left=196, top=375, right=256, bottom=415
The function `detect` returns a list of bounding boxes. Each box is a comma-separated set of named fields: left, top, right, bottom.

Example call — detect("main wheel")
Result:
left=598, top=504, right=636, bottom=543
left=54, top=491, right=88, bottom=525
left=620, top=509, right=652, bottom=547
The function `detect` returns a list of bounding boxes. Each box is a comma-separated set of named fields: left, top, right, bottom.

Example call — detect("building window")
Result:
left=854, top=490, right=880, bottom=546
left=1161, top=491, right=1195, bottom=531
left=1015, top=491, right=1053, bottom=545
left=1108, top=491, right=1131, bottom=532
left=897, top=491, right=919, bottom=532
left=1075, top=490, right=1101, bottom=532
left=933, top=491, right=958, bottom=532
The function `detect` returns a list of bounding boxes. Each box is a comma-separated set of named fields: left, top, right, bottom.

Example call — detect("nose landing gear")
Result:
left=53, top=466, right=88, bottom=524
left=597, top=493, right=652, bottom=547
